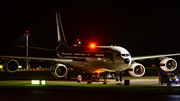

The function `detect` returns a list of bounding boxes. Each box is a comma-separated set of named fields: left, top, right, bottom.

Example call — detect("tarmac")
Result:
left=0, top=76, right=179, bottom=86
left=0, top=71, right=180, bottom=101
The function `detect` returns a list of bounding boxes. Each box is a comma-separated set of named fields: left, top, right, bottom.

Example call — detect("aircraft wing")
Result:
left=0, top=55, right=73, bottom=63
left=131, top=53, right=180, bottom=60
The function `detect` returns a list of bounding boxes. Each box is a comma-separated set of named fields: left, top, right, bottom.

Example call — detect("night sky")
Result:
left=0, top=1, right=180, bottom=58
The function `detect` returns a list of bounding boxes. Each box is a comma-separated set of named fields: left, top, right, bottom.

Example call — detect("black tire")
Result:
left=161, top=80, right=163, bottom=84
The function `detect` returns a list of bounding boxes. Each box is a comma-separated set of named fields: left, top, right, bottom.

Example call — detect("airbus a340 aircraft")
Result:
left=0, top=13, right=180, bottom=82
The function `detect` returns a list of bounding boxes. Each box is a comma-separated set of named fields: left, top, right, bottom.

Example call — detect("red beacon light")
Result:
left=89, top=43, right=96, bottom=49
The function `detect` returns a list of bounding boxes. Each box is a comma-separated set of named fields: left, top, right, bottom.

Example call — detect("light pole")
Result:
left=25, top=31, right=30, bottom=69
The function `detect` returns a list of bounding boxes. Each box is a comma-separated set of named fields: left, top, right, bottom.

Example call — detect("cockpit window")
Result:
left=121, top=54, right=126, bottom=57
left=126, top=54, right=129, bottom=56
left=121, top=54, right=130, bottom=57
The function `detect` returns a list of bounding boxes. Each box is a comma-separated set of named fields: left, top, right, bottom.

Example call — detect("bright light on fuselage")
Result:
left=89, top=43, right=96, bottom=49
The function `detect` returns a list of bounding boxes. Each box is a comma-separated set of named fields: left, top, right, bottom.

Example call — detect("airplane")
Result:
left=0, top=12, right=180, bottom=83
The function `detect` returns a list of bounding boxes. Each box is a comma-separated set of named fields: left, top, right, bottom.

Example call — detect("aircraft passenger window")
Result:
left=68, top=53, right=73, bottom=55
left=95, top=54, right=104, bottom=57
left=74, top=53, right=80, bottom=55
left=61, top=53, right=65, bottom=55
left=81, top=53, right=85, bottom=56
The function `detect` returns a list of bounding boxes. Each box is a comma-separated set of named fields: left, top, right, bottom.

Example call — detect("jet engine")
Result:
left=128, top=62, right=145, bottom=77
left=160, top=58, right=177, bottom=72
left=51, top=64, right=68, bottom=78
left=3, top=59, right=19, bottom=73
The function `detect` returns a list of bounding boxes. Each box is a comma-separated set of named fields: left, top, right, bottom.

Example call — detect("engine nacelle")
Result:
left=128, top=62, right=145, bottom=77
left=52, top=64, right=68, bottom=78
left=160, top=58, right=177, bottom=72
left=3, top=59, right=19, bottom=73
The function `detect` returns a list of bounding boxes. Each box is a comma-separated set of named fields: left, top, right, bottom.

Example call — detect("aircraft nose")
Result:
left=124, top=58, right=130, bottom=64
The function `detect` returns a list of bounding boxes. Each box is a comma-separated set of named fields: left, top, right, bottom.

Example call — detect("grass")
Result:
left=0, top=82, right=180, bottom=101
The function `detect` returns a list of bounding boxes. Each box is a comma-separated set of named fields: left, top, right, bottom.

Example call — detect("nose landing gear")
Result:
left=115, top=70, right=124, bottom=83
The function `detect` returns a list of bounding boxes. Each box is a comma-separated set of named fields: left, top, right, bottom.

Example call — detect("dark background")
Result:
left=0, top=1, right=180, bottom=58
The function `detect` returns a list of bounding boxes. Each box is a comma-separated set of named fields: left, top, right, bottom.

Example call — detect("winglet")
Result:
left=55, top=13, right=68, bottom=47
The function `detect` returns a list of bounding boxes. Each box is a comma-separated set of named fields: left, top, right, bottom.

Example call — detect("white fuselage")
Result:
left=56, top=46, right=132, bottom=73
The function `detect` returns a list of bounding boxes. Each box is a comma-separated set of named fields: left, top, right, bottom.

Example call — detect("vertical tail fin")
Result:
left=55, top=13, right=68, bottom=47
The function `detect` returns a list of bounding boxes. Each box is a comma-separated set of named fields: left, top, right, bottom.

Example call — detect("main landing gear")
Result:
left=78, top=73, right=100, bottom=84
left=87, top=72, right=110, bottom=84
left=78, top=71, right=123, bottom=84
left=87, top=73, right=100, bottom=84
left=80, top=73, right=107, bottom=84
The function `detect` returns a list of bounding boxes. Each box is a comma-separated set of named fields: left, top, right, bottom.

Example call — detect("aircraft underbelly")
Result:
left=68, top=58, right=128, bottom=73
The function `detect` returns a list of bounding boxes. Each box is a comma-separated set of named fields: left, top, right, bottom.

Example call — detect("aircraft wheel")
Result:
left=103, top=82, right=108, bottom=84
left=87, top=81, right=92, bottom=84
left=116, top=76, right=119, bottom=81
left=161, top=80, right=163, bottom=84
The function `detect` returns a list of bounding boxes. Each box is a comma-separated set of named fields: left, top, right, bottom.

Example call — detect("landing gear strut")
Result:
left=115, top=70, right=124, bottom=82
left=87, top=73, right=99, bottom=84
left=103, top=72, right=108, bottom=84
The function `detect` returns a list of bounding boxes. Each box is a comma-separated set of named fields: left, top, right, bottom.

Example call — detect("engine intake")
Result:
left=3, top=59, right=19, bottom=73
left=160, top=58, right=177, bottom=72
left=128, top=62, right=145, bottom=77
left=53, top=64, right=68, bottom=78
